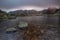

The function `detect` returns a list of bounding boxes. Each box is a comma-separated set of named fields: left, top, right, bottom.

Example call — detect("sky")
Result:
left=0, top=0, right=60, bottom=12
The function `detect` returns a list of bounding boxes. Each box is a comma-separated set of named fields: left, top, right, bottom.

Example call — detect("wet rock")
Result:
left=47, top=24, right=57, bottom=31
left=6, top=27, right=17, bottom=33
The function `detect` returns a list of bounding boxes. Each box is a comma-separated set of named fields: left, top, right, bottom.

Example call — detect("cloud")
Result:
left=0, top=0, right=60, bottom=11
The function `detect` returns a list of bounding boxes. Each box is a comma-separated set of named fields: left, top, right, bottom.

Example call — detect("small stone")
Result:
left=41, top=30, right=44, bottom=34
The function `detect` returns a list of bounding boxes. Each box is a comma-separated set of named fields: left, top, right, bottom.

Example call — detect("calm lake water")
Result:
left=16, top=16, right=58, bottom=26
left=0, top=16, right=59, bottom=40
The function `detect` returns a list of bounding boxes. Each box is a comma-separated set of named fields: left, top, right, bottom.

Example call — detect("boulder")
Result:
left=18, top=21, right=28, bottom=30
left=6, top=27, right=17, bottom=33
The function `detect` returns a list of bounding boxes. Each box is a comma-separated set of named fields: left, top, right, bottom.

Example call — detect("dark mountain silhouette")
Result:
left=8, top=8, right=60, bottom=16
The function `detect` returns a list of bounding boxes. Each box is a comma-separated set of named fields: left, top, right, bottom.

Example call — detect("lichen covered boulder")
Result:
left=18, top=21, right=28, bottom=28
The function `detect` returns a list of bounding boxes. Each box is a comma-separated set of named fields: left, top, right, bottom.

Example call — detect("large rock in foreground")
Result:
left=6, top=27, right=17, bottom=33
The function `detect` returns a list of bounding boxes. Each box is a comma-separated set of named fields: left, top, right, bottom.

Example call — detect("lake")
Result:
left=0, top=15, right=59, bottom=40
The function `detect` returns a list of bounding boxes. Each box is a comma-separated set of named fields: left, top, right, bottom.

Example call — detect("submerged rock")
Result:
left=6, top=27, right=17, bottom=33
